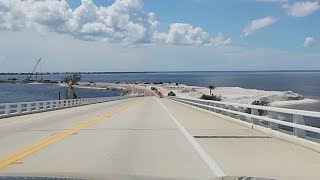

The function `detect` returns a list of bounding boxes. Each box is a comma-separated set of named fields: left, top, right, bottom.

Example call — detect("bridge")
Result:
left=0, top=96, right=320, bottom=179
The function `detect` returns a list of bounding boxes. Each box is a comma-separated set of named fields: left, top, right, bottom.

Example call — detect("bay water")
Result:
left=1, top=71, right=320, bottom=103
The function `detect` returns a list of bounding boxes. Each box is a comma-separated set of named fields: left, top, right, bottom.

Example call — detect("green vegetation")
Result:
left=200, top=94, right=221, bottom=101
left=62, top=73, right=82, bottom=99
left=245, top=100, right=270, bottom=115
left=252, top=100, right=269, bottom=106
left=168, top=91, right=176, bottom=96
left=62, top=73, right=81, bottom=86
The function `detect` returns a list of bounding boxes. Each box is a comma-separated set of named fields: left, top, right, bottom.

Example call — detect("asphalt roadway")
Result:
left=0, top=97, right=319, bottom=180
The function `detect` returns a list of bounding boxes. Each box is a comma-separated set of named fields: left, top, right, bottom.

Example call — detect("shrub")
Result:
left=245, top=100, right=270, bottom=115
left=200, top=94, right=221, bottom=101
left=252, top=100, right=269, bottom=106
left=208, top=85, right=216, bottom=89
left=168, top=91, right=176, bottom=96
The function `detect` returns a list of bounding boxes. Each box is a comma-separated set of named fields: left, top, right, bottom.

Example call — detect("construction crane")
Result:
left=24, top=58, right=42, bottom=83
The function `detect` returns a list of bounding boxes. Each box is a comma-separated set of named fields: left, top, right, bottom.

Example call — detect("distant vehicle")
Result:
left=156, top=91, right=163, bottom=98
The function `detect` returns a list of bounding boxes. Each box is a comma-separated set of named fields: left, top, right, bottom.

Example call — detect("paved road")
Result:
left=0, top=97, right=319, bottom=180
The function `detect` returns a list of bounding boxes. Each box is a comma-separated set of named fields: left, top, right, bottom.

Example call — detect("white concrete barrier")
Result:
left=0, top=96, right=132, bottom=119
left=170, top=97, right=320, bottom=143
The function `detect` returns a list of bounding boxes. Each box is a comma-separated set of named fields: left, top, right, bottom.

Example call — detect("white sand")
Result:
left=74, top=82, right=154, bottom=96
left=139, top=83, right=306, bottom=105
left=63, top=82, right=318, bottom=107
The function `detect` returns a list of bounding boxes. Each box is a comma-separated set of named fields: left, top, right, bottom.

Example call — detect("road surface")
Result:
left=0, top=97, right=319, bottom=179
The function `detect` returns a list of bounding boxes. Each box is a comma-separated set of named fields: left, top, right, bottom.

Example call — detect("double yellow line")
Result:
left=0, top=99, right=139, bottom=169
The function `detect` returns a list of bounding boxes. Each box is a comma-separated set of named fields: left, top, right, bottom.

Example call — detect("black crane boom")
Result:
left=24, top=58, right=41, bottom=83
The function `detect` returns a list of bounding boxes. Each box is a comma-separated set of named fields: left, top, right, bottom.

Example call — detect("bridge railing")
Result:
left=0, top=96, right=131, bottom=119
left=170, top=97, right=320, bottom=143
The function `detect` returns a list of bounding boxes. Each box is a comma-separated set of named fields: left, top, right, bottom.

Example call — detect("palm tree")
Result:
left=62, top=73, right=82, bottom=99
left=208, top=85, right=216, bottom=95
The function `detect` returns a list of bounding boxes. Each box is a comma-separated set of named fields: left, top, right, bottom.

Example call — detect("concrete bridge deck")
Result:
left=0, top=97, right=319, bottom=179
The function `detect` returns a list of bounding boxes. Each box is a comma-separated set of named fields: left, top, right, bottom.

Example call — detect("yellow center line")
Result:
left=0, top=98, right=141, bottom=169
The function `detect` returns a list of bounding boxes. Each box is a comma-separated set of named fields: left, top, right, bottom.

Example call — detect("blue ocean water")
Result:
left=0, top=83, right=122, bottom=103
left=1, top=71, right=320, bottom=103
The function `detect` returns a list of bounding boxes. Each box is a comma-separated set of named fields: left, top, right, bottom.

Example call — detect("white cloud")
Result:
left=153, top=23, right=210, bottom=45
left=255, top=0, right=319, bottom=17
left=67, top=0, right=158, bottom=43
left=2, top=31, right=320, bottom=72
left=243, top=16, right=277, bottom=37
left=0, top=0, right=73, bottom=32
left=29, top=0, right=72, bottom=33
left=153, top=23, right=231, bottom=46
left=211, top=32, right=232, bottom=46
left=304, top=36, right=316, bottom=47
left=0, top=0, right=230, bottom=46
left=0, top=0, right=27, bottom=30
left=283, top=1, right=320, bottom=17
left=0, top=0, right=158, bottom=44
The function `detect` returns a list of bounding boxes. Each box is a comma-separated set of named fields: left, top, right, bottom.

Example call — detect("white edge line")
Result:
left=155, top=97, right=226, bottom=177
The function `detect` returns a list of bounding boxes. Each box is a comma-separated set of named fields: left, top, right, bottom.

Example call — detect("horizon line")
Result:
left=1, top=70, right=320, bottom=74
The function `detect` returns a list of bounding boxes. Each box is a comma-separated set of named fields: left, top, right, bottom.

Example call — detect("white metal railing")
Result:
left=0, top=96, right=132, bottom=118
left=170, top=97, right=320, bottom=142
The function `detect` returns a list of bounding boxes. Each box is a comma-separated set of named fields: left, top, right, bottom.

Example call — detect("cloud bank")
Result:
left=283, top=1, right=320, bottom=17
left=153, top=23, right=231, bottom=46
left=243, top=16, right=277, bottom=37
left=255, top=0, right=320, bottom=17
left=0, top=0, right=231, bottom=46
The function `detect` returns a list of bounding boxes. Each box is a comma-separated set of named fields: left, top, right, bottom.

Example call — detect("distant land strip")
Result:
left=1, top=70, right=320, bottom=75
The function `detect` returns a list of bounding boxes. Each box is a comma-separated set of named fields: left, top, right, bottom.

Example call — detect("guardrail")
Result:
left=170, top=97, right=320, bottom=143
left=0, top=96, right=132, bottom=119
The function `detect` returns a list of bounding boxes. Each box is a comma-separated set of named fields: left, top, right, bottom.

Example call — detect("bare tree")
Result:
left=62, top=73, right=82, bottom=99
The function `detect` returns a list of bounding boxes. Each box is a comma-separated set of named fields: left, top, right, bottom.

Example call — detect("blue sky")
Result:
left=64, top=0, right=320, bottom=51
left=0, top=0, right=319, bottom=72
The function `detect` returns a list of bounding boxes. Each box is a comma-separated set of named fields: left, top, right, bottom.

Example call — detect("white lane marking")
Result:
left=156, top=97, right=226, bottom=177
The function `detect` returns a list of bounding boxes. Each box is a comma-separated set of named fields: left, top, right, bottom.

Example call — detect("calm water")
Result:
left=2, top=71, right=320, bottom=139
left=1, top=71, right=320, bottom=103
left=0, top=83, right=122, bottom=103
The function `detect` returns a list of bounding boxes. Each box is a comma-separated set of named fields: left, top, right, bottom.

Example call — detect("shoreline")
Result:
left=59, top=82, right=155, bottom=97
left=69, top=81, right=320, bottom=111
